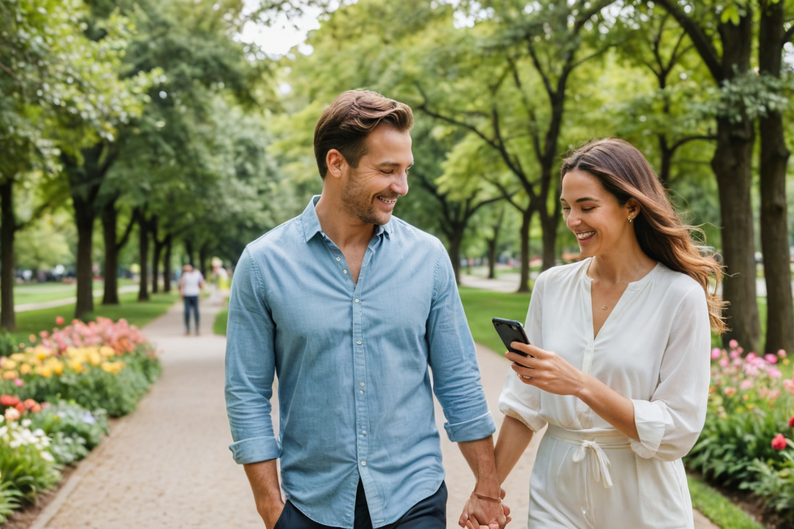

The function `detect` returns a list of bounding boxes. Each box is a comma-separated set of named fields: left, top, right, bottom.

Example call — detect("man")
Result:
left=178, top=264, right=204, bottom=335
left=225, top=90, right=508, bottom=529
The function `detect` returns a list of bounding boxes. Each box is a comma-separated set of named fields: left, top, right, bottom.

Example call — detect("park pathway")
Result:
left=29, top=294, right=718, bottom=528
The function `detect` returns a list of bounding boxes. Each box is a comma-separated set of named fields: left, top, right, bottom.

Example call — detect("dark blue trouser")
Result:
left=274, top=481, right=447, bottom=529
left=183, top=296, right=199, bottom=331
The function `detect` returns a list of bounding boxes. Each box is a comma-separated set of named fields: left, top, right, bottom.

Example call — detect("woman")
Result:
left=493, top=139, right=725, bottom=528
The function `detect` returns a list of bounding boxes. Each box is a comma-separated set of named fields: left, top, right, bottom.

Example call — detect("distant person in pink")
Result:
left=179, top=264, right=204, bottom=335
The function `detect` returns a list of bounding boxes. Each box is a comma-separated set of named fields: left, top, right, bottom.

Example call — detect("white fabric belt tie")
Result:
left=546, top=425, right=631, bottom=489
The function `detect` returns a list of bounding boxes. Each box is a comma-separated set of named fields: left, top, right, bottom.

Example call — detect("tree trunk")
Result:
left=538, top=203, right=557, bottom=272
left=185, top=240, right=195, bottom=267
left=198, top=243, right=210, bottom=279
left=73, top=195, right=96, bottom=320
left=517, top=208, right=533, bottom=293
left=138, top=214, right=150, bottom=302
left=758, top=0, right=794, bottom=355
left=487, top=209, right=505, bottom=280
left=0, top=180, right=16, bottom=331
left=449, top=225, right=464, bottom=285
left=163, top=235, right=173, bottom=293
left=151, top=216, right=161, bottom=294
left=101, top=202, right=120, bottom=305
left=713, top=116, right=760, bottom=352
left=658, top=134, right=672, bottom=187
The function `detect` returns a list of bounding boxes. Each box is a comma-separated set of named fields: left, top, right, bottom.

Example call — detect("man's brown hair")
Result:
left=314, top=90, right=414, bottom=178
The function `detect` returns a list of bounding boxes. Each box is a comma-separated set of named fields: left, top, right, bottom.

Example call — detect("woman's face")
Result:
left=560, top=169, right=635, bottom=259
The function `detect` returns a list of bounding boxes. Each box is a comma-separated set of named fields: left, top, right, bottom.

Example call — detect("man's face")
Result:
left=342, top=124, right=413, bottom=226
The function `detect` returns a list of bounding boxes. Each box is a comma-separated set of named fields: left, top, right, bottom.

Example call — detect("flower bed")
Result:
left=686, top=340, right=794, bottom=521
left=0, top=317, right=159, bottom=522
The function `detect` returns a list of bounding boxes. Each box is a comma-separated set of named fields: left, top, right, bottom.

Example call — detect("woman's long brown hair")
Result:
left=561, top=138, right=727, bottom=334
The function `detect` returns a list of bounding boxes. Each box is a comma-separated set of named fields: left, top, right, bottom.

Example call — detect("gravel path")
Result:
left=30, top=296, right=718, bottom=528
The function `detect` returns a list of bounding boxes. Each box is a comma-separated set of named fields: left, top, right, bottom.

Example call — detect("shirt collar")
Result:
left=300, top=195, right=392, bottom=243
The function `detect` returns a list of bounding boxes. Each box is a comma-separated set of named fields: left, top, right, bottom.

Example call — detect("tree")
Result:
left=651, top=0, right=762, bottom=351
left=615, top=6, right=716, bottom=186
left=757, top=0, right=794, bottom=354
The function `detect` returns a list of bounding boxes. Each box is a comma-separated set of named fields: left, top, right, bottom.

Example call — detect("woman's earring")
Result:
left=628, top=216, right=633, bottom=223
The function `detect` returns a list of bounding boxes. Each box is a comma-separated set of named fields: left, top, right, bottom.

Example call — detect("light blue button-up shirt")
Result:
left=225, top=196, right=495, bottom=529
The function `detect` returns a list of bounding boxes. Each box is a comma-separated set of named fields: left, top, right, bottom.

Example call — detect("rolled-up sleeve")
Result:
left=224, top=247, right=281, bottom=464
left=498, top=273, right=547, bottom=432
left=427, top=242, right=495, bottom=443
left=630, top=285, right=711, bottom=461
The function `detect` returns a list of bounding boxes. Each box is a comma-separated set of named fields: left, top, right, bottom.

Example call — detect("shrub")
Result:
left=742, top=441, right=794, bottom=517
left=28, top=401, right=109, bottom=466
left=0, top=416, right=60, bottom=501
left=687, top=344, right=794, bottom=486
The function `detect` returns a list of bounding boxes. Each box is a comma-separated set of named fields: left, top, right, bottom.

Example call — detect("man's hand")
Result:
left=243, top=460, right=285, bottom=529
left=458, top=489, right=511, bottom=529
left=257, top=498, right=285, bottom=529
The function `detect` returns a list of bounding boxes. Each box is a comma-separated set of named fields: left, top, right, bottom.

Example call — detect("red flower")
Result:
left=23, top=398, right=37, bottom=410
left=789, top=416, right=794, bottom=428
left=0, top=395, right=20, bottom=408
left=772, top=433, right=789, bottom=450
left=14, top=402, right=25, bottom=413
left=55, top=316, right=65, bottom=326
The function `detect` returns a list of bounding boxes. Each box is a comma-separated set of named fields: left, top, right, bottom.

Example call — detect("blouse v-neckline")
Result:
left=582, top=258, right=661, bottom=341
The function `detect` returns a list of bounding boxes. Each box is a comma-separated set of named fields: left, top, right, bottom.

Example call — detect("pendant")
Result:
left=601, top=305, right=609, bottom=311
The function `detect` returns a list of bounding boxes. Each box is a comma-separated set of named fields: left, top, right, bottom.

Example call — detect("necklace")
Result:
left=601, top=305, right=609, bottom=311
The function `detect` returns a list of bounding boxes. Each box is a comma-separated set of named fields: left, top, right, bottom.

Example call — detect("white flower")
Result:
left=40, top=451, right=54, bottom=462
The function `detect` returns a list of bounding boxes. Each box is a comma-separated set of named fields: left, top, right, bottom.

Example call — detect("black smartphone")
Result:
left=492, top=318, right=531, bottom=357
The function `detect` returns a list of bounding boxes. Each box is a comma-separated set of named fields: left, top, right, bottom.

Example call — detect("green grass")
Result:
left=688, top=474, right=765, bottom=529
left=13, top=279, right=136, bottom=306
left=458, top=286, right=532, bottom=353
left=8, top=291, right=179, bottom=344
left=214, top=306, right=228, bottom=336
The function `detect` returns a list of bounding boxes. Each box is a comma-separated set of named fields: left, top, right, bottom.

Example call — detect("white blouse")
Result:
left=499, top=258, right=711, bottom=528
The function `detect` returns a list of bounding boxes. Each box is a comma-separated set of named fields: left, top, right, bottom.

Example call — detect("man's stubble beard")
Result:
left=342, top=169, right=385, bottom=226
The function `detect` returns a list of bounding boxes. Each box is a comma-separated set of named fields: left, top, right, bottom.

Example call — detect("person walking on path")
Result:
left=225, top=90, right=509, bottom=529
left=179, top=264, right=204, bottom=335
left=489, top=139, right=726, bottom=528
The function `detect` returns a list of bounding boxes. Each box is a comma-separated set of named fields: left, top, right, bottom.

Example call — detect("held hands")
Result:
left=458, top=488, right=511, bottom=529
left=507, top=342, right=589, bottom=397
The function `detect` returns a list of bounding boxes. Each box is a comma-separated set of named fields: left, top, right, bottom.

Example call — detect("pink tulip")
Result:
left=729, top=339, right=739, bottom=349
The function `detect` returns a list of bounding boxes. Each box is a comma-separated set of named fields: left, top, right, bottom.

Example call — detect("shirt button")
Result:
left=343, top=270, right=348, bottom=274
left=354, top=299, right=359, bottom=303
left=357, top=340, right=362, bottom=345
left=359, top=390, right=364, bottom=395
left=336, top=257, right=341, bottom=261
left=362, top=430, right=366, bottom=435
left=359, top=382, right=365, bottom=387
left=361, top=461, right=366, bottom=466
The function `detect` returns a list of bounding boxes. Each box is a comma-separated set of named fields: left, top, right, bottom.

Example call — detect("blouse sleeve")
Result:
left=498, top=273, right=548, bottom=432
left=630, top=284, right=711, bottom=461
